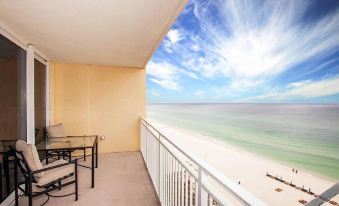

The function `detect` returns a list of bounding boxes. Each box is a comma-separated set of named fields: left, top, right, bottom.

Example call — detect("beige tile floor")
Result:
left=18, top=152, right=160, bottom=206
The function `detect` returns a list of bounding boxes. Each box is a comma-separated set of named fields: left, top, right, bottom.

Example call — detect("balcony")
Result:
left=17, top=152, right=160, bottom=206
left=7, top=119, right=265, bottom=206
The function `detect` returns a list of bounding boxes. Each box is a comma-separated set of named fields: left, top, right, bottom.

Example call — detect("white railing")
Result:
left=140, top=118, right=266, bottom=206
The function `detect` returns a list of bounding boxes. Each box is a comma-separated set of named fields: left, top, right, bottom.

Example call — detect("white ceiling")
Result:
left=0, top=0, right=187, bottom=68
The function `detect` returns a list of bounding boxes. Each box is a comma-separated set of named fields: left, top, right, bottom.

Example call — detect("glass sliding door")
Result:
left=0, top=34, right=27, bottom=201
left=34, top=59, right=46, bottom=144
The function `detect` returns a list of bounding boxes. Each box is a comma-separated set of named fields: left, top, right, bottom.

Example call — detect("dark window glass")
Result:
left=0, top=34, right=27, bottom=202
left=34, top=59, right=46, bottom=144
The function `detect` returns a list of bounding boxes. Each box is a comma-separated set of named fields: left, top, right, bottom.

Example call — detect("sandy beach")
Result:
left=150, top=121, right=339, bottom=206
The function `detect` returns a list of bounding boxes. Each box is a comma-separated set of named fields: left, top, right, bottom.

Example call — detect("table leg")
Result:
left=84, top=149, right=86, bottom=162
left=91, top=147, right=95, bottom=188
left=95, top=142, right=98, bottom=168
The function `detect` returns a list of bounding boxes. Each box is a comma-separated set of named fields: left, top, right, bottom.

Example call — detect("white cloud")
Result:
left=148, top=89, right=160, bottom=96
left=150, top=78, right=181, bottom=91
left=147, top=61, right=198, bottom=91
left=194, top=90, right=205, bottom=97
left=287, top=80, right=313, bottom=89
left=147, top=61, right=178, bottom=81
left=253, top=77, right=339, bottom=100
left=163, top=39, right=173, bottom=53
left=229, top=79, right=262, bottom=91
left=167, top=29, right=184, bottom=44
left=191, top=44, right=200, bottom=52
left=283, top=77, right=339, bottom=98
left=164, top=29, right=185, bottom=53
left=180, top=69, right=198, bottom=79
left=191, top=0, right=339, bottom=79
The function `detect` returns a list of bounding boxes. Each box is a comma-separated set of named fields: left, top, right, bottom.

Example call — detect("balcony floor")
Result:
left=18, top=152, right=160, bottom=206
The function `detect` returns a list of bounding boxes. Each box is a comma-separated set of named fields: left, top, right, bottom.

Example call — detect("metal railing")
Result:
left=140, top=118, right=266, bottom=206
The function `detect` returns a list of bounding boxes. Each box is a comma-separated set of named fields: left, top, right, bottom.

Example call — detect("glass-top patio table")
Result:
left=36, top=135, right=98, bottom=188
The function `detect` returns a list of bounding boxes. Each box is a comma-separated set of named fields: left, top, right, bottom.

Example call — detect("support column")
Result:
left=26, top=45, right=35, bottom=144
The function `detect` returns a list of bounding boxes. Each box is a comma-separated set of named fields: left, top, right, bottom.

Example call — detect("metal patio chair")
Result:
left=46, top=123, right=91, bottom=161
left=14, top=140, right=78, bottom=206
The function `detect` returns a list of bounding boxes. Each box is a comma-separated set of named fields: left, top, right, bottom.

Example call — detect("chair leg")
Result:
left=45, top=150, right=49, bottom=165
left=75, top=160, right=78, bottom=201
left=25, top=180, right=29, bottom=196
left=28, top=173, right=33, bottom=206
left=68, top=149, right=71, bottom=162
left=14, top=160, right=18, bottom=206
left=58, top=180, right=62, bottom=190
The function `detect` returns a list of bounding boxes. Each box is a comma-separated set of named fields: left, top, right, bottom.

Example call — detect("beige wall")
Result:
left=50, top=63, right=146, bottom=153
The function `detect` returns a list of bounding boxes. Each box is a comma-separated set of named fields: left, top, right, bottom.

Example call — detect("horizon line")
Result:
left=147, top=102, right=339, bottom=105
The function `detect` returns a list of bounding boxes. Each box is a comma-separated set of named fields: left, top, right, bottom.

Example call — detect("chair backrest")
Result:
left=14, top=149, right=33, bottom=181
left=15, top=140, right=44, bottom=178
left=47, top=123, right=66, bottom=138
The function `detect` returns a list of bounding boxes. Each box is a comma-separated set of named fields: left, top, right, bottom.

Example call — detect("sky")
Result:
left=147, top=0, right=339, bottom=103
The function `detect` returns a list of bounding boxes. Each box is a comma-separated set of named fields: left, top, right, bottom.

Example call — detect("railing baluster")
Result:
left=160, top=144, right=163, bottom=203
left=173, top=157, right=175, bottom=206
left=174, top=158, right=177, bottom=206
left=178, top=163, right=181, bottom=206
left=175, top=161, right=180, bottom=206
left=169, top=153, right=172, bottom=206
left=179, top=164, right=182, bottom=206
left=158, top=134, right=161, bottom=197
left=164, top=150, right=168, bottom=206
left=185, top=169, right=189, bottom=206
left=168, top=150, right=171, bottom=206
left=167, top=150, right=170, bottom=206
left=198, top=168, right=201, bottom=206
left=188, top=175, right=193, bottom=206
left=179, top=161, right=181, bottom=206
left=163, top=145, right=166, bottom=205
left=170, top=155, right=174, bottom=206
left=181, top=164, right=184, bottom=206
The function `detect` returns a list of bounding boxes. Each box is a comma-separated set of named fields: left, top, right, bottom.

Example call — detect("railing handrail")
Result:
left=141, top=118, right=266, bottom=206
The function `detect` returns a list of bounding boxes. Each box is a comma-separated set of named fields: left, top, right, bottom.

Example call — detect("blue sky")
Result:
left=147, top=0, right=339, bottom=103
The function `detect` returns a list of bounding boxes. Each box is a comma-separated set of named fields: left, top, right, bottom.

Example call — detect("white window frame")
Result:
left=0, top=25, right=50, bottom=144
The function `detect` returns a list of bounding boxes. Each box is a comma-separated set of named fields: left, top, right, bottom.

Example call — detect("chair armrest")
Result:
left=32, top=159, right=77, bottom=175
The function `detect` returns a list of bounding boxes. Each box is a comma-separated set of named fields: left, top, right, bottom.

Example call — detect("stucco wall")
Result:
left=49, top=63, right=146, bottom=153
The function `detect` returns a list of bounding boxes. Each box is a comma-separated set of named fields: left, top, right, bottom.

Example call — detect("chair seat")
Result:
left=37, top=160, right=74, bottom=186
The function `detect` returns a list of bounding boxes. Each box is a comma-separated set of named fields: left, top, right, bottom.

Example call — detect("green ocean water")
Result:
left=147, top=103, right=339, bottom=180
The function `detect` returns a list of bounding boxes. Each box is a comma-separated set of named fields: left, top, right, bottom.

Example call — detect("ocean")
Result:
left=147, top=103, right=339, bottom=180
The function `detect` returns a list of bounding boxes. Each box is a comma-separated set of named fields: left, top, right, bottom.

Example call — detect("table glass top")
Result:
left=36, top=136, right=97, bottom=150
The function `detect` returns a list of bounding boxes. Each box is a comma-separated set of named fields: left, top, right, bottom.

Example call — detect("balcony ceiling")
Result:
left=0, top=0, right=187, bottom=68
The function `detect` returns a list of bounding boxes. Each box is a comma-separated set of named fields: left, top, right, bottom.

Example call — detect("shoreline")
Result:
left=149, top=120, right=339, bottom=205
left=168, top=123, right=337, bottom=183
